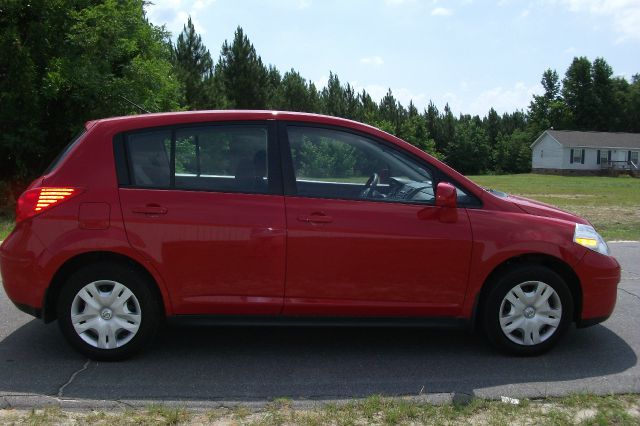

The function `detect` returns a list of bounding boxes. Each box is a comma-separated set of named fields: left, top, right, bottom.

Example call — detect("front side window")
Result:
left=125, top=125, right=269, bottom=194
left=287, top=126, right=435, bottom=203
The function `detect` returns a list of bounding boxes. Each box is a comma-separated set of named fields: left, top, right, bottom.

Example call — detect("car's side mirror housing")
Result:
left=436, top=182, right=457, bottom=209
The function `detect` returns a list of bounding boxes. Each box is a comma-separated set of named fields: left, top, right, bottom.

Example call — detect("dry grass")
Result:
left=1, top=394, right=639, bottom=425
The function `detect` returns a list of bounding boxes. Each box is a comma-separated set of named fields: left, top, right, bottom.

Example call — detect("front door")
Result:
left=118, top=122, right=286, bottom=315
left=280, top=124, right=473, bottom=317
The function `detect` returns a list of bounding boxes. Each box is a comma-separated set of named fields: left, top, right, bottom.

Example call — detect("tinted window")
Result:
left=125, top=125, right=269, bottom=194
left=44, top=130, right=87, bottom=175
left=287, top=127, right=434, bottom=203
left=174, top=126, right=268, bottom=193
left=127, top=130, right=171, bottom=187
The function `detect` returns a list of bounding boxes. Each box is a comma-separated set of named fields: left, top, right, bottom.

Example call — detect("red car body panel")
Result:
left=283, top=196, right=472, bottom=317
left=0, top=110, right=620, bottom=327
left=118, top=188, right=286, bottom=315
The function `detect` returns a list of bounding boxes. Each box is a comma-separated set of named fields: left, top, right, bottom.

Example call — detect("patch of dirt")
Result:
left=574, top=408, right=597, bottom=423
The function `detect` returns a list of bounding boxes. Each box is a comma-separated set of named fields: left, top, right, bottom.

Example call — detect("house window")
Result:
left=570, top=148, right=584, bottom=164
left=600, top=150, right=609, bottom=166
left=631, top=151, right=639, bottom=164
left=540, top=150, right=543, bottom=158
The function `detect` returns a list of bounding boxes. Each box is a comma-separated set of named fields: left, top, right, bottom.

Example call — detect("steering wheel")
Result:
left=360, top=172, right=380, bottom=198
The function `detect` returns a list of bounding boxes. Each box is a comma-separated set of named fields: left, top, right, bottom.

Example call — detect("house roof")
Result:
left=542, top=130, right=640, bottom=149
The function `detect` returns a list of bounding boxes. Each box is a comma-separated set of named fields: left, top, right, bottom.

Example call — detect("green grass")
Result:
left=1, top=394, right=639, bottom=425
left=0, top=214, right=13, bottom=241
left=468, top=173, right=640, bottom=241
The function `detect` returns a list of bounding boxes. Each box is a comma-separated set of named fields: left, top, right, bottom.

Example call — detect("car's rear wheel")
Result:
left=57, top=262, right=161, bottom=361
left=483, top=265, right=573, bottom=356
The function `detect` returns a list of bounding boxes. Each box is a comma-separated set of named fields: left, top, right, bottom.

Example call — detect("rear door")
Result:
left=116, top=121, right=286, bottom=315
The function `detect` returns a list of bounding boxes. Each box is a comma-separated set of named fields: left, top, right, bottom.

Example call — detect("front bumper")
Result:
left=575, top=249, right=621, bottom=326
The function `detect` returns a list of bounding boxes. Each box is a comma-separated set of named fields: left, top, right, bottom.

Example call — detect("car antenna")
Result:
left=119, top=95, right=152, bottom=114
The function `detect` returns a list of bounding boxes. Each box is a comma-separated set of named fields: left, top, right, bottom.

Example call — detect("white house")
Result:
left=531, top=130, right=640, bottom=176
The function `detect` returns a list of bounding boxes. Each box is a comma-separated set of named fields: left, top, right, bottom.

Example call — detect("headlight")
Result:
left=573, top=224, right=610, bottom=256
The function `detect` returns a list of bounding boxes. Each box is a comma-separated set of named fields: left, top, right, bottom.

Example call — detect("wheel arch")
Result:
left=43, top=251, right=168, bottom=323
left=472, top=253, right=582, bottom=329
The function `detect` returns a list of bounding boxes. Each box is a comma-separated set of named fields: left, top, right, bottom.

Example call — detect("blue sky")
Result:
left=146, top=0, right=640, bottom=116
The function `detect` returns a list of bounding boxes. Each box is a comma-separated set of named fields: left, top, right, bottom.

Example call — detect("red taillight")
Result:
left=16, top=187, right=80, bottom=223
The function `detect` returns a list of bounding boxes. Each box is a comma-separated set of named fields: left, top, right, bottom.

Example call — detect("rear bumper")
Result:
left=0, top=224, right=48, bottom=317
left=575, top=250, right=621, bottom=326
left=12, top=302, right=43, bottom=319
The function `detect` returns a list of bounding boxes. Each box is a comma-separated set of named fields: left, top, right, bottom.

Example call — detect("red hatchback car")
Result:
left=0, top=111, right=620, bottom=360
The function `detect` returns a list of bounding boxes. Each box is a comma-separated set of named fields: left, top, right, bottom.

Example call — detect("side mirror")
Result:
left=436, top=182, right=457, bottom=209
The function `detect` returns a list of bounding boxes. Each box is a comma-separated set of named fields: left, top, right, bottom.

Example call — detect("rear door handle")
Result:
left=297, top=212, right=333, bottom=224
left=132, top=204, right=168, bottom=215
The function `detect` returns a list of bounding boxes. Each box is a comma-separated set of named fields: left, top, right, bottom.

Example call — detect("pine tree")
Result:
left=216, top=26, right=269, bottom=109
left=173, top=16, right=214, bottom=109
left=278, top=69, right=317, bottom=112
left=379, top=89, right=400, bottom=132
left=320, top=72, right=346, bottom=117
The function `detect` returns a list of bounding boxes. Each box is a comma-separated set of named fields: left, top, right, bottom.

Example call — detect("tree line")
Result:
left=2, top=0, right=639, bottom=204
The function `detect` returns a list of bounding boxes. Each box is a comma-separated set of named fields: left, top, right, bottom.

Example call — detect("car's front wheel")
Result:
left=483, top=265, right=573, bottom=356
left=57, top=262, right=162, bottom=361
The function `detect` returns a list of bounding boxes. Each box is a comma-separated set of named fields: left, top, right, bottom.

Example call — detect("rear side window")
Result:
left=123, top=125, right=269, bottom=194
left=174, top=126, right=268, bottom=193
left=127, top=131, right=172, bottom=187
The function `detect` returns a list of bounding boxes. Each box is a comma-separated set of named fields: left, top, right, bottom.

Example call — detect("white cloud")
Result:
left=385, top=0, right=417, bottom=5
left=297, top=0, right=312, bottom=9
left=313, top=75, right=329, bottom=89
left=145, top=0, right=215, bottom=37
left=519, top=9, right=530, bottom=17
left=559, top=0, right=640, bottom=42
left=563, top=46, right=577, bottom=54
left=360, top=56, right=385, bottom=66
left=394, top=87, right=427, bottom=107
left=431, top=7, right=453, bottom=16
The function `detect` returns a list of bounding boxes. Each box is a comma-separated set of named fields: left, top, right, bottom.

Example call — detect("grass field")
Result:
left=0, top=214, right=12, bottom=241
left=1, top=394, right=639, bottom=425
left=0, top=174, right=637, bottom=242
left=469, top=174, right=640, bottom=241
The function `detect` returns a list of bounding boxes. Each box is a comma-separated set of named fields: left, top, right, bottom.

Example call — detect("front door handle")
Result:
left=131, top=204, right=168, bottom=215
left=297, top=212, right=333, bottom=224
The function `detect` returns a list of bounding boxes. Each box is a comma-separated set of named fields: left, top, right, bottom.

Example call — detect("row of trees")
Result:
left=2, top=0, right=640, bottom=196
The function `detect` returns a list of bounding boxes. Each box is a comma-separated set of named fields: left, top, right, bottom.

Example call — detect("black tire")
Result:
left=57, top=261, right=162, bottom=361
left=483, top=265, right=573, bottom=356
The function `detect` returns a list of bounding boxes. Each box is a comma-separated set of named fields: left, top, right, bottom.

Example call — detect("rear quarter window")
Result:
left=44, top=130, right=87, bottom=175
left=126, top=130, right=172, bottom=188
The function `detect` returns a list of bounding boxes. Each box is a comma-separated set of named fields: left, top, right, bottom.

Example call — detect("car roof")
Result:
left=85, top=110, right=384, bottom=135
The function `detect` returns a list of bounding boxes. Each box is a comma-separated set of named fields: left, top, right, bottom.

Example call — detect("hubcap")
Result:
left=70, top=280, right=142, bottom=350
left=499, top=281, right=562, bottom=346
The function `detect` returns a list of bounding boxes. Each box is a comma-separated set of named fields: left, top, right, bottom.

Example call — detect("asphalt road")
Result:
left=0, top=242, right=639, bottom=407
